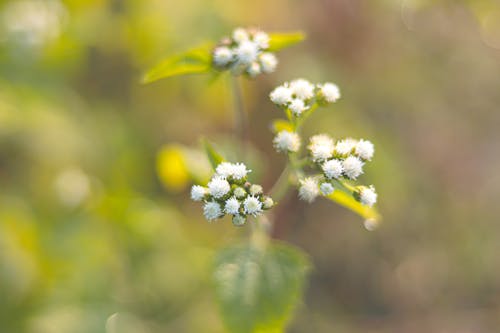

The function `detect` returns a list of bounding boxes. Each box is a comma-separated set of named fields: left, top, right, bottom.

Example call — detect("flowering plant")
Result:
left=144, top=27, right=381, bottom=333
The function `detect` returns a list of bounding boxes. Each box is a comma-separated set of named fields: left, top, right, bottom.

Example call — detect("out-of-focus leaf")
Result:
left=268, top=32, right=306, bottom=52
left=213, top=241, right=311, bottom=333
left=270, top=119, right=294, bottom=133
left=142, top=43, right=214, bottom=84
left=202, top=139, right=225, bottom=170
left=156, top=145, right=190, bottom=192
left=326, top=187, right=381, bottom=222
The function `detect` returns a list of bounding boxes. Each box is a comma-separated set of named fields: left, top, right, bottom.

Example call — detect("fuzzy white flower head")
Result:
left=231, top=162, right=250, bottom=179
left=259, top=53, right=277, bottom=73
left=215, top=162, right=234, bottom=178
left=355, top=139, right=375, bottom=161
left=290, top=79, right=315, bottom=100
left=253, top=31, right=270, bottom=49
left=289, top=99, right=307, bottom=116
left=342, top=156, right=364, bottom=179
left=191, top=185, right=207, bottom=201
left=232, top=214, right=246, bottom=226
left=203, top=201, right=222, bottom=221
left=247, top=62, right=261, bottom=77
left=308, top=134, right=334, bottom=162
left=224, top=197, right=241, bottom=215
left=335, top=138, right=357, bottom=156
left=359, top=186, right=377, bottom=207
left=298, top=177, right=319, bottom=203
left=233, top=187, right=247, bottom=199
left=207, top=176, right=230, bottom=198
left=320, top=182, right=334, bottom=195
left=322, top=159, right=343, bottom=179
left=263, top=197, right=274, bottom=209
left=318, top=82, right=341, bottom=103
left=270, top=85, right=292, bottom=106
left=213, top=47, right=233, bottom=67
left=273, top=130, right=301, bottom=153
left=243, top=196, right=263, bottom=216
left=232, top=27, right=249, bottom=43
left=235, top=40, right=259, bottom=65
left=216, top=162, right=250, bottom=180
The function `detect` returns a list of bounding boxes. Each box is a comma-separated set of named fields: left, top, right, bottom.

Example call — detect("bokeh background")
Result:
left=1, top=0, right=500, bottom=332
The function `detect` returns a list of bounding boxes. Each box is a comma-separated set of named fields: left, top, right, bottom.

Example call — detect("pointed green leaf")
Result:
left=213, top=242, right=311, bottom=333
left=202, top=139, right=225, bottom=170
left=268, top=32, right=306, bottom=52
left=142, top=43, right=214, bottom=84
left=327, top=180, right=381, bottom=222
left=270, top=119, right=294, bottom=133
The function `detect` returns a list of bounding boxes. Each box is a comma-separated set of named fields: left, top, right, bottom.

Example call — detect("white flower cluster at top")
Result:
left=294, top=135, right=377, bottom=206
left=190, top=162, right=274, bottom=225
left=212, top=27, right=278, bottom=77
left=269, top=79, right=340, bottom=116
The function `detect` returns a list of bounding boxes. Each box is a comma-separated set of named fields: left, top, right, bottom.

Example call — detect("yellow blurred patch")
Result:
left=156, top=145, right=189, bottom=192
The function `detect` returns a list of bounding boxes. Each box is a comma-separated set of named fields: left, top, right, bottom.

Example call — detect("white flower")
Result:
left=273, top=130, right=301, bottom=153
left=269, top=85, right=292, bottom=106
left=249, top=184, right=263, bottom=196
left=290, top=79, right=315, bottom=100
left=235, top=40, right=259, bottom=64
left=320, top=182, right=334, bottom=195
left=216, top=162, right=250, bottom=180
left=207, top=176, right=230, bottom=198
left=308, top=134, right=334, bottom=162
left=355, top=139, right=375, bottom=161
left=191, top=185, right=207, bottom=201
left=259, top=53, right=277, bottom=73
left=232, top=27, right=249, bottom=43
left=263, top=197, right=274, bottom=209
left=247, top=62, right=261, bottom=77
left=322, top=159, right=343, bottom=179
left=243, top=196, right=263, bottom=216
left=342, top=156, right=364, bottom=179
left=289, top=98, right=307, bottom=116
left=213, top=47, right=233, bottom=66
left=203, top=201, right=222, bottom=221
left=224, top=197, right=241, bottom=215
left=298, top=177, right=319, bottom=203
left=232, top=214, right=246, bottom=226
left=335, top=138, right=357, bottom=156
left=359, top=186, right=377, bottom=207
left=234, top=187, right=247, bottom=198
left=231, top=163, right=250, bottom=179
left=253, top=31, right=270, bottom=49
left=318, top=82, right=341, bottom=103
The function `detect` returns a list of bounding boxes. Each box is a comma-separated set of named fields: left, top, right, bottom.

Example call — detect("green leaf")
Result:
left=213, top=242, right=311, bottom=333
left=268, top=32, right=306, bottom=52
left=270, top=119, right=294, bottom=133
left=141, top=43, right=214, bottom=84
left=326, top=180, right=381, bottom=222
left=202, top=139, right=225, bottom=170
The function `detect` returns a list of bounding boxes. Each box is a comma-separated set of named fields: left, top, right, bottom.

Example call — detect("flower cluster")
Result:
left=269, top=79, right=340, bottom=116
left=295, top=134, right=377, bottom=206
left=212, top=27, right=278, bottom=77
left=190, top=162, right=274, bottom=226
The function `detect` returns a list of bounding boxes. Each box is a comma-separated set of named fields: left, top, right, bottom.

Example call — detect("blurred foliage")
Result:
left=1, top=0, right=500, bottom=332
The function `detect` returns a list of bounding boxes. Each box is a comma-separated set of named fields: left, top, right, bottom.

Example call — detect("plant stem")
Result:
left=230, top=75, right=246, bottom=153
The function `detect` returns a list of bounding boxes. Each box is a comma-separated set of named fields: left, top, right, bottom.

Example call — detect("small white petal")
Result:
left=253, top=31, right=270, bottom=49
left=247, top=62, right=261, bottom=77
left=359, top=186, right=377, bottom=207
left=273, top=130, right=301, bottom=153
left=320, top=182, right=334, bottom=195
left=235, top=40, right=259, bottom=64
left=224, top=197, right=241, bottom=215
left=322, top=159, right=343, bottom=179
left=298, top=177, right=319, bottom=203
left=342, top=156, right=364, bottom=179
left=232, top=27, right=249, bottom=43
left=213, top=47, right=233, bottom=66
left=355, top=139, right=375, bottom=161
left=243, top=196, right=263, bottom=216
left=208, top=176, right=230, bottom=198
left=270, top=85, right=292, bottom=106
left=191, top=185, right=207, bottom=201
left=259, top=52, right=277, bottom=73
left=203, top=201, right=222, bottom=221
left=335, top=138, right=357, bottom=156
left=318, top=82, right=341, bottom=103
left=308, top=134, right=334, bottom=162
left=289, top=99, right=307, bottom=116
left=290, top=79, right=315, bottom=100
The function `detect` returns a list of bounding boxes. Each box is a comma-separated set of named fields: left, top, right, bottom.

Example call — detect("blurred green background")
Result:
left=1, top=0, right=500, bottom=332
